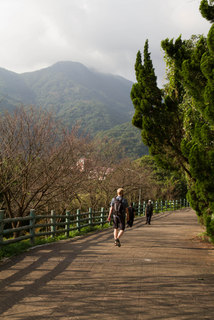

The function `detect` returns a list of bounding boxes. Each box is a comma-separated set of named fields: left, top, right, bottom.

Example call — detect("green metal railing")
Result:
left=0, top=199, right=189, bottom=246
left=135, top=199, right=189, bottom=216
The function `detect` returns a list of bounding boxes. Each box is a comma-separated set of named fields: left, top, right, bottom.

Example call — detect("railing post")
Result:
left=157, top=200, right=160, bottom=213
left=107, top=206, right=111, bottom=225
left=51, top=210, right=56, bottom=238
left=89, top=208, right=92, bottom=225
left=160, top=200, right=163, bottom=212
left=138, top=201, right=141, bottom=216
left=76, top=209, right=80, bottom=231
left=65, top=210, right=71, bottom=238
left=143, top=201, right=146, bottom=215
left=29, top=209, right=36, bottom=245
left=0, top=210, right=4, bottom=245
left=101, top=207, right=104, bottom=226
left=155, top=201, right=158, bottom=213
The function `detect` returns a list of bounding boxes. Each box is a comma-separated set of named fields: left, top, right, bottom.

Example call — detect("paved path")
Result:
left=0, top=208, right=214, bottom=320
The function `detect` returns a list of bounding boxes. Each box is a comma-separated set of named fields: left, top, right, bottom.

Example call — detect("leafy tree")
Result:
left=131, top=1, right=214, bottom=240
left=200, top=0, right=214, bottom=23
left=137, top=155, right=187, bottom=200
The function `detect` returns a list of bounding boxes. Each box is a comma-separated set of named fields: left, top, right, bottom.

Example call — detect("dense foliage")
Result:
left=136, top=155, right=187, bottom=201
left=131, top=0, right=214, bottom=240
left=94, top=121, right=148, bottom=160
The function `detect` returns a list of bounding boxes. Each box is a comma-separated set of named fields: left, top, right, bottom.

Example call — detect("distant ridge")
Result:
left=0, top=61, right=148, bottom=159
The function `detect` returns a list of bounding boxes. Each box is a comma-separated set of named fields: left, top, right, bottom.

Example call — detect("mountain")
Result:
left=1, top=61, right=134, bottom=135
left=0, top=61, right=148, bottom=159
left=0, top=67, right=36, bottom=111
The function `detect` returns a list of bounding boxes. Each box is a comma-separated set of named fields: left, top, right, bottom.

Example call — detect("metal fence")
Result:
left=0, top=199, right=189, bottom=246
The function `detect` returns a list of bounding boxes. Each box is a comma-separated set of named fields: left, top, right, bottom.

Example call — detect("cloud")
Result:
left=0, top=0, right=211, bottom=86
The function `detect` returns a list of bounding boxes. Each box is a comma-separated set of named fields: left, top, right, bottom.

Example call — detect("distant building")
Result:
left=77, top=157, right=113, bottom=180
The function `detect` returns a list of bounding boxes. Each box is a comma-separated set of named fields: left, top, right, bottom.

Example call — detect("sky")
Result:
left=0, top=0, right=211, bottom=86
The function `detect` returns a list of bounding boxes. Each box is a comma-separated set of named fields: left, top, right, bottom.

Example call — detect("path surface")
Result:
left=0, top=208, right=214, bottom=320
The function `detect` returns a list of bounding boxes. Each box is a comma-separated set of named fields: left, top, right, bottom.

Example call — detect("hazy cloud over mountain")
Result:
left=0, top=0, right=211, bottom=86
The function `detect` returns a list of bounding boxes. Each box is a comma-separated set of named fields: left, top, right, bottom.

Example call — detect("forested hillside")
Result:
left=0, top=68, right=35, bottom=110
left=95, top=121, right=148, bottom=159
left=0, top=61, right=147, bottom=159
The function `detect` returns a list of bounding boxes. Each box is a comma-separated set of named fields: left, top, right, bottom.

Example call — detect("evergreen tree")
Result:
left=131, top=39, right=190, bottom=174
left=200, top=0, right=214, bottom=23
left=131, top=1, right=214, bottom=240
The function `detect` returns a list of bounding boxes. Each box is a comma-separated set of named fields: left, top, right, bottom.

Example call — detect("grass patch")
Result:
left=0, top=237, right=57, bottom=261
left=0, top=223, right=111, bottom=261
left=197, top=232, right=213, bottom=244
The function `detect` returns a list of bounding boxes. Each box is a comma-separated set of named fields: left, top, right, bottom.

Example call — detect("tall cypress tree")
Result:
left=131, top=40, right=190, bottom=174
left=131, top=1, right=214, bottom=240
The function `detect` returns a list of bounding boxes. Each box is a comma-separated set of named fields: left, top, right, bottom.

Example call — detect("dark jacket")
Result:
left=146, top=203, right=153, bottom=215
